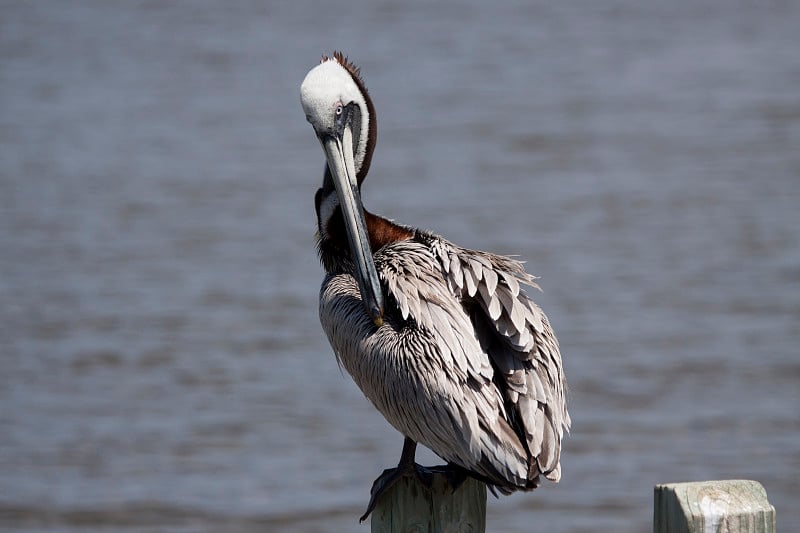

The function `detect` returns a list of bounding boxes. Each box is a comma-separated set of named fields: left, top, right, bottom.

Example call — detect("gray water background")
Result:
left=2, top=1, right=799, bottom=531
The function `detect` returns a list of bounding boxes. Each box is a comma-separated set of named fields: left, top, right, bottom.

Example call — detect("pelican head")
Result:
left=301, top=53, right=383, bottom=326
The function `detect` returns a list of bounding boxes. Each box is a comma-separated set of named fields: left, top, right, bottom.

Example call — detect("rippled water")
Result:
left=2, top=2, right=799, bottom=531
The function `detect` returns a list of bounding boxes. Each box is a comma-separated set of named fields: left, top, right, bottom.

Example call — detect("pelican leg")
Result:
left=359, top=437, right=435, bottom=522
left=442, top=462, right=470, bottom=493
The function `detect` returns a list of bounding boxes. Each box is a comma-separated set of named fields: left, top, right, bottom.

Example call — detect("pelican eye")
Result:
left=335, top=105, right=343, bottom=116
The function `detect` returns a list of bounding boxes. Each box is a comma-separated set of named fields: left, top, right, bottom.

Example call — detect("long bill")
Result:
left=320, top=128, right=384, bottom=327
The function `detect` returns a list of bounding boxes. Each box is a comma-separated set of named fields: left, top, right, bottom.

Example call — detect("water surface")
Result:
left=2, top=2, right=799, bottom=531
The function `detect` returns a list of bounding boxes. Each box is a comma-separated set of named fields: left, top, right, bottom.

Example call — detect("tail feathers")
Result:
left=468, top=453, right=543, bottom=495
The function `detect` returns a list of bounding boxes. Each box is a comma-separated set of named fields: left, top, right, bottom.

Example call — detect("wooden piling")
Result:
left=654, top=480, right=775, bottom=533
left=370, top=472, right=487, bottom=533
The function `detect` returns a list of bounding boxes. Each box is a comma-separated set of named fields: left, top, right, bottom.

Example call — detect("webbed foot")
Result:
left=359, top=459, right=436, bottom=522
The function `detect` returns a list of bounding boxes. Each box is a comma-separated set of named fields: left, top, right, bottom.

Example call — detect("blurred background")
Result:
left=1, top=1, right=798, bottom=531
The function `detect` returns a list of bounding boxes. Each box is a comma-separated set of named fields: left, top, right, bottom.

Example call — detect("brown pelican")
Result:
left=300, top=52, right=570, bottom=521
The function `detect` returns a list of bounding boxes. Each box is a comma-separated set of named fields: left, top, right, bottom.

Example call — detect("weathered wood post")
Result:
left=371, top=472, right=487, bottom=533
left=654, top=480, right=775, bottom=533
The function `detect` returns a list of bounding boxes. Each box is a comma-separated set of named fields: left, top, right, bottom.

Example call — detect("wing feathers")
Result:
left=430, top=237, right=570, bottom=486
left=422, top=236, right=569, bottom=486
